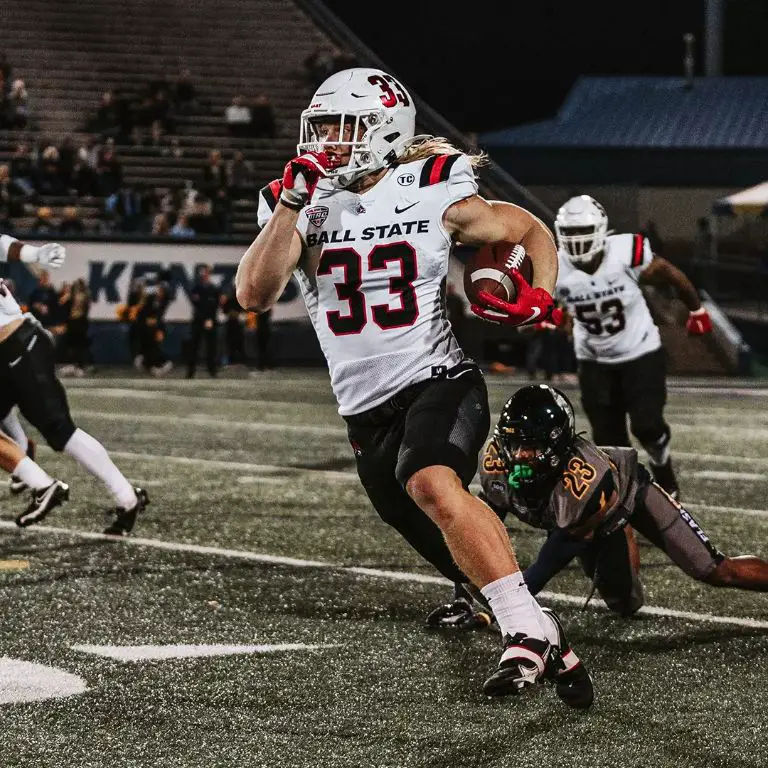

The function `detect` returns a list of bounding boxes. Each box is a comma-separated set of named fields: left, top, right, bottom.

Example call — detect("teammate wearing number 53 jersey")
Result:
left=236, top=67, right=593, bottom=705
left=554, top=195, right=713, bottom=500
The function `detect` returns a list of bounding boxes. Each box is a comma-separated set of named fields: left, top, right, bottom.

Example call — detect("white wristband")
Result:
left=0, top=234, right=18, bottom=262
left=20, top=244, right=41, bottom=263
left=689, top=307, right=706, bottom=316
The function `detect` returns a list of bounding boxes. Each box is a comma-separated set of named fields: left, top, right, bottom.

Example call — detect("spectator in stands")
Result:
left=202, top=150, right=227, bottom=196
left=170, top=213, right=195, bottom=239
left=173, top=67, right=198, bottom=114
left=225, top=95, right=252, bottom=138
left=0, top=164, right=20, bottom=230
left=93, top=90, right=123, bottom=141
left=10, top=142, right=36, bottom=197
left=57, top=137, right=77, bottom=189
left=184, top=191, right=216, bottom=235
left=250, top=94, right=276, bottom=138
left=226, top=149, right=255, bottom=198
left=31, top=206, right=58, bottom=235
left=152, top=212, right=170, bottom=236
left=211, top=187, right=232, bottom=235
left=28, top=270, right=58, bottom=328
left=69, top=155, right=98, bottom=198
left=59, top=206, right=85, bottom=236
left=36, top=146, right=66, bottom=197
left=96, top=138, right=123, bottom=196
left=151, top=87, right=175, bottom=143
left=5, top=78, right=29, bottom=129
left=107, top=185, right=144, bottom=233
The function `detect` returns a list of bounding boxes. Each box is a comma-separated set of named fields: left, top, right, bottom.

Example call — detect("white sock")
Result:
left=481, top=572, right=547, bottom=641
left=1, top=410, right=29, bottom=453
left=540, top=610, right=560, bottom=647
left=63, top=428, right=137, bottom=509
left=13, top=457, right=54, bottom=491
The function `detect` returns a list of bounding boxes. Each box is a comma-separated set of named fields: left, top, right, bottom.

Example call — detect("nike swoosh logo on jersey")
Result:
left=394, top=202, right=418, bottom=214
left=350, top=93, right=367, bottom=98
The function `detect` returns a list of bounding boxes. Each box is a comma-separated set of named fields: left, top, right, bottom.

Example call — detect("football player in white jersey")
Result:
left=236, top=67, right=590, bottom=703
left=553, top=195, right=713, bottom=500
left=0, top=234, right=149, bottom=533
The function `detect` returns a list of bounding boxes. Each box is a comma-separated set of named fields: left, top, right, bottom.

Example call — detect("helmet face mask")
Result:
left=555, top=196, right=609, bottom=266
left=495, top=385, right=576, bottom=493
left=298, top=68, right=417, bottom=187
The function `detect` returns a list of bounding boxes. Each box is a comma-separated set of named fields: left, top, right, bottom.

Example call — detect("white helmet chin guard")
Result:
left=554, top=195, right=609, bottom=264
left=298, top=67, right=417, bottom=187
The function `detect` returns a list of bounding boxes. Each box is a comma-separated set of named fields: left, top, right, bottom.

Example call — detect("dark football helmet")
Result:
left=494, top=385, right=576, bottom=492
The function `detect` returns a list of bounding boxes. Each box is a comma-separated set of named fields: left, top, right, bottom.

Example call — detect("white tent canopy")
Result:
left=712, top=181, right=768, bottom=216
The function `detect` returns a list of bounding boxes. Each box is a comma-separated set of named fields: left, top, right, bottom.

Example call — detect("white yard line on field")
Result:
left=2, top=520, right=767, bottom=630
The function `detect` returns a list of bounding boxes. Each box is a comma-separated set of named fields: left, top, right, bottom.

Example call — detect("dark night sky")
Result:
left=320, top=0, right=768, bottom=133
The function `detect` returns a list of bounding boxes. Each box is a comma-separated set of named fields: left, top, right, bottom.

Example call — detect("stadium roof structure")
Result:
left=477, top=77, right=768, bottom=186
left=480, top=76, right=768, bottom=150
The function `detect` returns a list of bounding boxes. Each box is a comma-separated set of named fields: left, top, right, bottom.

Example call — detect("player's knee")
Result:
left=42, top=420, right=76, bottom=452
left=405, top=467, right=458, bottom=526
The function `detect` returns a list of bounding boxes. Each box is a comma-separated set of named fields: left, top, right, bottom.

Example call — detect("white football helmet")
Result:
left=297, top=67, right=417, bottom=187
left=554, top=195, right=609, bottom=264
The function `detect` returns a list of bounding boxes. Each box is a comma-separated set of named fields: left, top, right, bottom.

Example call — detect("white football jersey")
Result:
left=556, top=233, right=661, bottom=363
left=0, top=279, right=23, bottom=329
left=257, top=153, right=477, bottom=415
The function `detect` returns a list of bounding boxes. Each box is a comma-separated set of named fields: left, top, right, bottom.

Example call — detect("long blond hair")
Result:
left=395, top=136, right=488, bottom=168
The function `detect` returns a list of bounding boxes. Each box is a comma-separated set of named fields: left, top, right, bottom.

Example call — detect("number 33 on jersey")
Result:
left=257, top=153, right=477, bottom=415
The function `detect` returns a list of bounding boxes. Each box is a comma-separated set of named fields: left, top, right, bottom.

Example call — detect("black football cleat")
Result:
left=541, top=607, right=594, bottom=710
left=9, top=438, right=36, bottom=495
left=483, top=633, right=551, bottom=697
left=650, top=459, right=680, bottom=501
left=15, top=480, right=70, bottom=527
left=426, top=597, right=494, bottom=631
left=103, top=487, right=149, bottom=536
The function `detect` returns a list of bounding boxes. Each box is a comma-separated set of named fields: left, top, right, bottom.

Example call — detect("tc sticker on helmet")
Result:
left=397, top=173, right=415, bottom=186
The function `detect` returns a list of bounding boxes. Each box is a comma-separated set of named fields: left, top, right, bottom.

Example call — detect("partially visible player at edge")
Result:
left=553, top=195, right=713, bottom=500
left=236, top=67, right=592, bottom=706
left=0, top=233, right=148, bottom=534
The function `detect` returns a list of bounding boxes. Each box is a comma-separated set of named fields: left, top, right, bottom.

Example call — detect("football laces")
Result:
left=504, top=244, right=526, bottom=272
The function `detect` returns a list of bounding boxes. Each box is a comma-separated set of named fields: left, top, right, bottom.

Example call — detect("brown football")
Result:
left=463, top=242, right=534, bottom=305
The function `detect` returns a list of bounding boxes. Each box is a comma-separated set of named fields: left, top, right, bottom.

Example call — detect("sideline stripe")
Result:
left=2, top=521, right=766, bottom=630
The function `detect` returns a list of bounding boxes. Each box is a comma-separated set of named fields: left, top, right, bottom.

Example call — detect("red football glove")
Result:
left=471, top=269, right=561, bottom=327
left=280, top=151, right=337, bottom=209
left=686, top=307, right=713, bottom=335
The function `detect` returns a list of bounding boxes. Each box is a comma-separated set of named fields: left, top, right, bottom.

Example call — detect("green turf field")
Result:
left=1, top=370, right=767, bottom=768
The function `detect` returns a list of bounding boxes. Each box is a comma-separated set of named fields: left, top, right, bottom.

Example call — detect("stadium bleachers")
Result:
left=0, top=0, right=341, bottom=233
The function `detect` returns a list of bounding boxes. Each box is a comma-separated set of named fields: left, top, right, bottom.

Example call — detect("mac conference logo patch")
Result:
left=306, top=206, right=329, bottom=227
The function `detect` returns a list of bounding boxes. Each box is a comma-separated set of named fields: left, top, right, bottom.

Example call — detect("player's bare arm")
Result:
left=235, top=206, right=303, bottom=312
left=443, top=196, right=557, bottom=292
left=639, top=256, right=701, bottom=310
